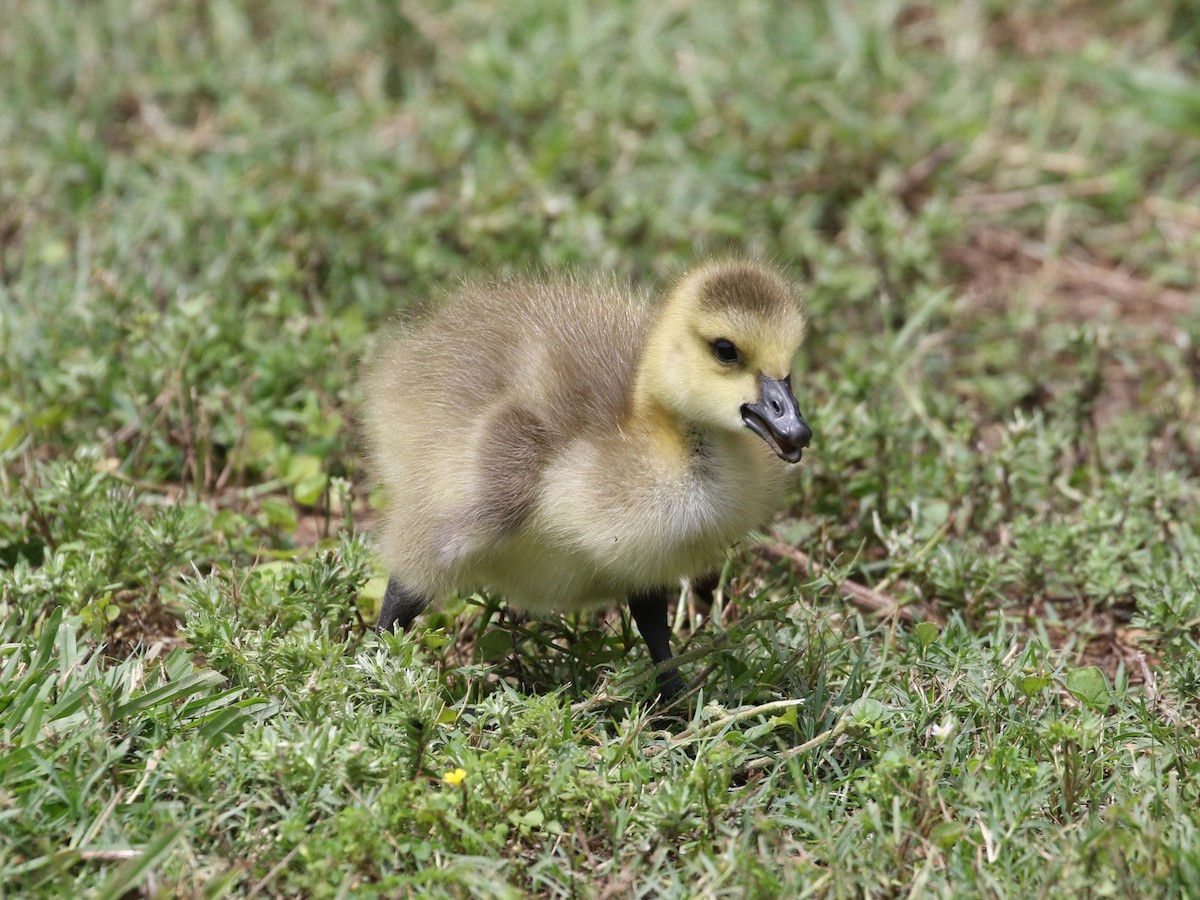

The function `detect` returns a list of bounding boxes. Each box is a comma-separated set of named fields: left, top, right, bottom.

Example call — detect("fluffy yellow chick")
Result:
left=363, top=260, right=812, bottom=697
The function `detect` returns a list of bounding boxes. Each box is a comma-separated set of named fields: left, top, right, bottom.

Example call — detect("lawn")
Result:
left=2, top=0, right=1199, bottom=896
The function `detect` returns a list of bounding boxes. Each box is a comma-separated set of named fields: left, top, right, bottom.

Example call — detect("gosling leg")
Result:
left=376, top=576, right=431, bottom=634
left=628, top=587, right=686, bottom=700
left=691, top=570, right=720, bottom=607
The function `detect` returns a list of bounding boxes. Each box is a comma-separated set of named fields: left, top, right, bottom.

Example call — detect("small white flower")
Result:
left=930, top=718, right=955, bottom=741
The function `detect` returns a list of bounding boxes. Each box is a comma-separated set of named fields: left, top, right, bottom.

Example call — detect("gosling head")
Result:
left=641, top=260, right=813, bottom=463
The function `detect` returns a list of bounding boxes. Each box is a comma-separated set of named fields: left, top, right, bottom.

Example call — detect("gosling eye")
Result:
left=712, top=338, right=740, bottom=365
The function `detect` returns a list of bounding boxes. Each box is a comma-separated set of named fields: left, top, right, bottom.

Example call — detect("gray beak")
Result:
left=740, top=374, right=812, bottom=463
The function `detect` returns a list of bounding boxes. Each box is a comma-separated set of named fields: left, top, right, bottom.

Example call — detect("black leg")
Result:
left=500, top=604, right=528, bottom=691
left=691, top=570, right=720, bottom=607
left=628, top=587, right=685, bottom=700
left=376, top=577, right=431, bottom=635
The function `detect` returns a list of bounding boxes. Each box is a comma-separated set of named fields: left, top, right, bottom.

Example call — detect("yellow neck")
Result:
left=627, top=395, right=691, bottom=470
left=628, top=308, right=694, bottom=467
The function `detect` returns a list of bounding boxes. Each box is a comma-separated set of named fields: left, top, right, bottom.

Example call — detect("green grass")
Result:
left=2, top=0, right=1199, bottom=896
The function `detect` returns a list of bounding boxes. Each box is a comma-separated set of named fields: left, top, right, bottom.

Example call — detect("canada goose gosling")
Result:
left=365, top=260, right=812, bottom=699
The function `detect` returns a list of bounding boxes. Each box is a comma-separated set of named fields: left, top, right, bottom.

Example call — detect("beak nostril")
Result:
left=770, top=400, right=782, bottom=415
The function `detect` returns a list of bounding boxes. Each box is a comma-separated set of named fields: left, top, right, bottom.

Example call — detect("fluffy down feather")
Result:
left=363, top=261, right=809, bottom=615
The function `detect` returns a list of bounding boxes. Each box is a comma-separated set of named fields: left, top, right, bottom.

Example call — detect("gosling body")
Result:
left=364, top=261, right=812, bottom=696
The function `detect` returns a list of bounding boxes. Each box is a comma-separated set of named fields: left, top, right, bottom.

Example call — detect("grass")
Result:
left=2, top=0, right=1199, bottom=895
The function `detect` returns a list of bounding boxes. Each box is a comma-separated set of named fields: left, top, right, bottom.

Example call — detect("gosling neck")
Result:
left=626, top=390, right=694, bottom=468
left=628, top=320, right=695, bottom=466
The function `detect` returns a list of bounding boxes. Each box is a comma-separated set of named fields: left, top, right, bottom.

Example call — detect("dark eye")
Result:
left=712, top=338, right=740, bottom=364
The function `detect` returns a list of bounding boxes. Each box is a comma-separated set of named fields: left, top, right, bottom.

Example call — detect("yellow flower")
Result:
left=442, top=767, right=467, bottom=786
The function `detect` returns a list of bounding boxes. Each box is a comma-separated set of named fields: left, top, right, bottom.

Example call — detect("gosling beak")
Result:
left=740, top=374, right=812, bottom=464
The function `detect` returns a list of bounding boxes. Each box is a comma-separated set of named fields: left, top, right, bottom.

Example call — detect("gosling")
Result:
left=363, top=260, right=812, bottom=698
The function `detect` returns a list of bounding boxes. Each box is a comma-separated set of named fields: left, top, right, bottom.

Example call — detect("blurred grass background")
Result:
left=2, top=1, right=1199, bottom=896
